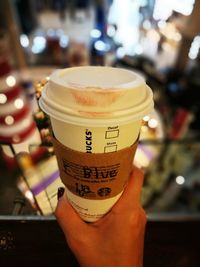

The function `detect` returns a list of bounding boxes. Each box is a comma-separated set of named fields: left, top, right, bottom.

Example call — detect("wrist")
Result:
left=80, top=259, right=138, bottom=267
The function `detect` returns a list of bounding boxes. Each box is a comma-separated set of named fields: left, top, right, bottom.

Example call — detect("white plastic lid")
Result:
left=50, top=66, right=144, bottom=89
left=39, top=66, right=154, bottom=125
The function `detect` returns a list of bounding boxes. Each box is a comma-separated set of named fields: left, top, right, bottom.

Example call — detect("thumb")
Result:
left=55, top=188, right=85, bottom=238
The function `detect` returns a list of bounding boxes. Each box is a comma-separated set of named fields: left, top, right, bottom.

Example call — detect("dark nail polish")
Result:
left=57, top=187, right=65, bottom=200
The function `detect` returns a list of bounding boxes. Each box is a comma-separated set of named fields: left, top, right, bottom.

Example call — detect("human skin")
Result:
left=55, top=166, right=147, bottom=267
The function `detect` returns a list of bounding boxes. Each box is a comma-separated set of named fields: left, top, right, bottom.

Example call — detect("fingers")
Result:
left=55, top=190, right=85, bottom=238
left=112, top=166, right=144, bottom=212
left=127, top=166, right=144, bottom=206
left=137, top=208, right=147, bottom=267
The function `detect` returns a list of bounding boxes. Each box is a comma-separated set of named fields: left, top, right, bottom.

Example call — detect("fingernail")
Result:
left=57, top=187, right=65, bottom=200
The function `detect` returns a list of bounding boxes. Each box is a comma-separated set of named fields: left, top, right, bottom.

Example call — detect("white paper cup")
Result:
left=39, top=66, right=154, bottom=221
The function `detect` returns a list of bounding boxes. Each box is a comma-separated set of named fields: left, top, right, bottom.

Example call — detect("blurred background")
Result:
left=0, top=0, right=200, bottom=219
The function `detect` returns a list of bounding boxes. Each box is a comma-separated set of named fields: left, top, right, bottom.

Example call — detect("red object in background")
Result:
left=1, top=85, right=21, bottom=102
left=0, top=144, right=49, bottom=172
left=0, top=105, right=30, bottom=126
left=0, top=56, right=40, bottom=145
left=169, top=108, right=192, bottom=139
left=0, top=121, right=36, bottom=144
left=30, top=146, right=50, bottom=164
left=0, top=146, right=17, bottom=170
left=0, top=60, right=11, bottom=77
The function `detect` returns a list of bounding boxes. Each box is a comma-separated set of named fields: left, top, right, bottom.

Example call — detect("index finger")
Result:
left=112, top=166, right=144, bottom=212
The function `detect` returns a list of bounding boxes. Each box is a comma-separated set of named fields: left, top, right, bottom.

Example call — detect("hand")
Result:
left=55, top=166, right=147, bottom=267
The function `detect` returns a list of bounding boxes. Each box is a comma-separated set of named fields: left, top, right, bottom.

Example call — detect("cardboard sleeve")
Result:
left=52, top=138, right=138, bottom=200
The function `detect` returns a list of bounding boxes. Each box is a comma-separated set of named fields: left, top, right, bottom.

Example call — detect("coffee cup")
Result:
left=39, top=66, right=154, bottom=222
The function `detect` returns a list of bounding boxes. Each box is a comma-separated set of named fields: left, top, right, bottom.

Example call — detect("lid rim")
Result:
left=49, top=66, right=145, bottom=91
left=39, top=97, right=154, bottom=127
left=41, top=84, right=153, bottom=118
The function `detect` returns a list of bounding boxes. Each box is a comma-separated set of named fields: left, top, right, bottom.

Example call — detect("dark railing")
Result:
left=0, top=214, right=200, bottom=267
